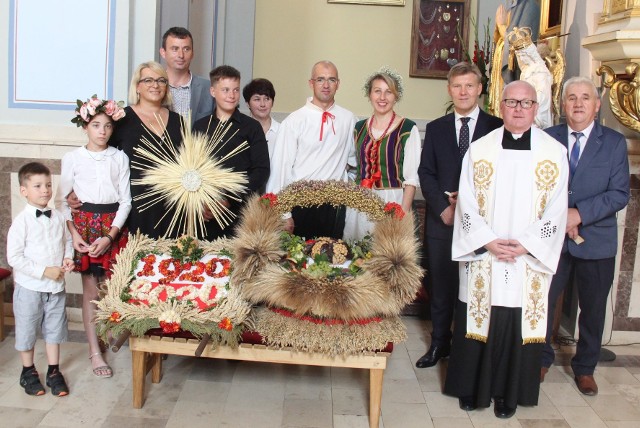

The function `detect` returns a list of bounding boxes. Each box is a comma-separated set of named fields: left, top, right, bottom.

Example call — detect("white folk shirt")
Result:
left=56, top=146, right=132, bottom=230
left=266, top=116, right=281, bottom=160
left=266, top=98, right=357, bottom=195
left=7, top=204, right=73, bottom=293
left=452, top=126, right=568, bottom=342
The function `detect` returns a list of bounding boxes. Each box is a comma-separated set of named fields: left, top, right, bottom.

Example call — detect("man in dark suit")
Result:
left=542, top=76, right=630, bottom=396
left=160, top=27, right=214, bottom=125
left=416, top=62, right=502, bottom=371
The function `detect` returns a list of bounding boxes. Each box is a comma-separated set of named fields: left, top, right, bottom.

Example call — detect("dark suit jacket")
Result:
left=418, top=109, right=503, bottom=240
left=545, top=122, right=630, bottom=259
left=190, top=74, right=214, bottom=125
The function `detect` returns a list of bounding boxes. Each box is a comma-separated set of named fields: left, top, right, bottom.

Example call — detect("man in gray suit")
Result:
left=160, top=27, right=214, bottom=125
left=542, top=76, right=630, bottom=395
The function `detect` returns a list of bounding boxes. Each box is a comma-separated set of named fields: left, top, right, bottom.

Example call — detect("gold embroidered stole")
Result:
left=465, top=133, right=561, bottom=344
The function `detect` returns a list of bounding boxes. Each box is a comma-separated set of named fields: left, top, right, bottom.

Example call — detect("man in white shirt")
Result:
left=266, top=60, right=356, bottom=239
left=160, top=27, right=214, bottom=125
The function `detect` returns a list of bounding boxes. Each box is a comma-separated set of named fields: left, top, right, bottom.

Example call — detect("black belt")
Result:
left=80, top=202, right=119, bottom=214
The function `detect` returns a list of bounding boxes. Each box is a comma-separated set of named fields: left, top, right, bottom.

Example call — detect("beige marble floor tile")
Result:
left=596, top=367, right=640, bottom=386
left=285, top=375, right=332, bottom=401
left=404, top=333, right=430, bottom=352
left=101, top=415, right=169, bottom=428
left=423, top=391, right=469, bottom=418
left=165, top=400, right=225, bottom=428
left=613, top=383, right=640, bottom=409
left=556, top=405, right=608, bottom=428
left=542, top=365, right=571, bottom=383
left=467, top=406, right=524, bottom=427
left=518, top=420, right=570, bottom=427
left=540, top=382, right=589, bottom=407
left=588, top=393, right=640, bottom=421
left=403, top=317, right=430, bottom=334
left=332, top=387, right=368, bottom=416
left=282, top=398, right=333, bottom=427
left=381, top=378, right=425, bottom=404
left=333, top=413, right=382, bottom=428
left=186, top=357, right=238, bottom=383
left=0, top=406, right=47, bottom=427
left=231, top=360, right=289, bottom=385
left=385, top=357, right=421, bottom=380
left=217, top=407, right=283, bottom=428
left=330, top=367, right=368, bottom=390
left=285, top=363, right=332, bottom=379
left=413, top=361, right=447, bottom=392
left=605, top=422, right=640, bottom=428
left=223, top=381, right=285, bottom=415
left=178, top=379, right=231, bottom=403
left=387, top=342, right=408, bottom=360
left=380, top=401, right=433, bottom=428
left=514, top=390, right=563, bottom=420
left=432, top=417, right=474, bottom=428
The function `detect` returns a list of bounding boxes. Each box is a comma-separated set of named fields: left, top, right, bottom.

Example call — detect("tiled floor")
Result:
left=0, top=317, right=639, bottom=427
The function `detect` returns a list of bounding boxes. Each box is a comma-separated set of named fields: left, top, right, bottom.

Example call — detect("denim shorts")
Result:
left=13, top=284, right=68, bottom=351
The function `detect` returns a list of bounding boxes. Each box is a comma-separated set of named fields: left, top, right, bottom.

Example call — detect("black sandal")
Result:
left=46, top=370, right=69, bottom=397
left=19, top=368, right=45, bottom=396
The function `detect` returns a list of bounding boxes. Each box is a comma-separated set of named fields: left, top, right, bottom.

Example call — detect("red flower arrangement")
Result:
left=108, top=311, right=121, bottom=323
left=159, top=321, right=181, bottom=334
left=384, top=202, right=405, bottom=220
left=260, top=193, right=278, bottom=207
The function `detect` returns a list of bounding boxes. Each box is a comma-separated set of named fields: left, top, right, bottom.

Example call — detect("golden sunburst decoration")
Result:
left=131, top=113, right=249, bottom=238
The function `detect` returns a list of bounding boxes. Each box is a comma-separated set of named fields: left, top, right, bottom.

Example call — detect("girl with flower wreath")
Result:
left=343, top=67, right=421, bottom=240
left=56, top=95, right=131, bottom=378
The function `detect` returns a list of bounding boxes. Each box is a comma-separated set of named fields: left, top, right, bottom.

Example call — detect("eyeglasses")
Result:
left=502, top=98, right=536, bottom=109
left=312, top=77, right=339, bottom=85
left=139, top=77, right=168, bottom=87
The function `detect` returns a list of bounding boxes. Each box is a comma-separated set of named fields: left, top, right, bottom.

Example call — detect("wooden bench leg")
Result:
left=150, top=353, right=163, bottom=383
left=369, top=368, right=384, bottom=428
left=132, top=349, right=146, bottom=409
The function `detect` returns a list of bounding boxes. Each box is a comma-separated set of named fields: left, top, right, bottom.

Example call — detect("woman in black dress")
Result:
left=109, top=61, right=183, bottom=239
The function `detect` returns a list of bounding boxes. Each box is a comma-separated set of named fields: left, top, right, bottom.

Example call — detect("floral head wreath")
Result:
left=71, top=95, right=126, bottom=127
left=363, top=66, right=404, bottom=101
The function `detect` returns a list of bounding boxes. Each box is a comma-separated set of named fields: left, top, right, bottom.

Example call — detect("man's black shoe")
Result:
left=458, top=396, right=476, bottom=411
left=415, top=344, right=450, bottom=368
left=493, top=397, right=516, bottom=419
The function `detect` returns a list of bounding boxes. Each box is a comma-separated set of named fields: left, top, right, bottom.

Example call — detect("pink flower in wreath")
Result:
left=384, top=202, right=405, bottom=220
left=88, top=97, right=102, bottom=109
left=79, top=104, right=89, bottom=122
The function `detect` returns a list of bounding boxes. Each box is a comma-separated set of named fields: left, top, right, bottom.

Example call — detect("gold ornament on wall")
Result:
left=597, top=63, right=640, bottom=134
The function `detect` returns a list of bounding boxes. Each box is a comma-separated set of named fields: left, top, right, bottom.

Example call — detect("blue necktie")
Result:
left=570, top=132, right=583, bottom=178
left=459, top=117, right=471, bottom=159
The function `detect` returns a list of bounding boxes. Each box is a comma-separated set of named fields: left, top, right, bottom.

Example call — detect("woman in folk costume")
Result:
left=343, top=67, right=421, bottom=240
left=57, top=96, right=130, bottom=378
left=444, top=81, right=568, bottom=418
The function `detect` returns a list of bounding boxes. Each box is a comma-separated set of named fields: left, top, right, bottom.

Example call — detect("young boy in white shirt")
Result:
left=7, top=162, right=74, bottom=396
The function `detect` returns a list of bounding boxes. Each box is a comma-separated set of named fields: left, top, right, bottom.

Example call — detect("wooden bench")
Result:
left=129, top=335, right=390, bottom=428
left=0, top=268, right=10, bottom=342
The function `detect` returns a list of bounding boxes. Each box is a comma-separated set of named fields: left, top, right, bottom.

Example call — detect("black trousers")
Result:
left=291, top=204, right=346, bottom=240
left=425, top=235, right=459, bottom=346
left=542, top=252, right=615, bottom=375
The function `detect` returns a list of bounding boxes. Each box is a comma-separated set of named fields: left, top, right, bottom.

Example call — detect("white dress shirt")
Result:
left=454, top=105, right=481, bottom=145
left=567, top=120, right=595, bottom=160
left=266, top=98, right=357, bottom=194
left=56, top=145, right=132, bottom=229
left=266, top=116, right=281, bottom=159
left=7, top=204, right=73, bottom=293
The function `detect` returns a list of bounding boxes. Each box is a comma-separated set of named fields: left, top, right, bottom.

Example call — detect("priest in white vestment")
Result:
left=444, top=81, right=568, bottom=419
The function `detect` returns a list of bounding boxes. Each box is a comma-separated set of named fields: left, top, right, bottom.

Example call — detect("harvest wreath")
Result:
left=231, top=180, right=424, bottom=355
left=95, top=234, right=251, bottom=348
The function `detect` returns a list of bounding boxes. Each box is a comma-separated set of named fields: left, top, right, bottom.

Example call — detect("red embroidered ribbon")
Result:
left=319, top=111, right=336, bottom=141
left=360, top=170, right=382, bottom=189
left=270, top=307, right=383, bottom=326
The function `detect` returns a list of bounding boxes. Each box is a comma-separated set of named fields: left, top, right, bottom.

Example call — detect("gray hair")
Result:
left=562, top=76, right=599, bottom=101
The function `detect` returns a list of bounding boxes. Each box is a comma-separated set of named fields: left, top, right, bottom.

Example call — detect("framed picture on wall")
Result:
left=328, top=0, right=405, bottom=5
left=409, top=0, right=470, bottom=79
left=540, top=0, right=563, bottom=39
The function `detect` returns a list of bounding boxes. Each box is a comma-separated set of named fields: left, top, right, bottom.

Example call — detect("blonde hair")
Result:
left=128, top=61, right=173, bottom=108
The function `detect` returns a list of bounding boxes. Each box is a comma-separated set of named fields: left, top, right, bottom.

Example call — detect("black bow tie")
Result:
left=36, top=209, right=51, bottom=218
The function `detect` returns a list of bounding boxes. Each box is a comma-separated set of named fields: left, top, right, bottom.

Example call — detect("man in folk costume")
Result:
left=266, top=60, right=356, bottom=239
left=541, top=77, right=630, bottom=395
left=444, top=81, right=568, bottom=419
